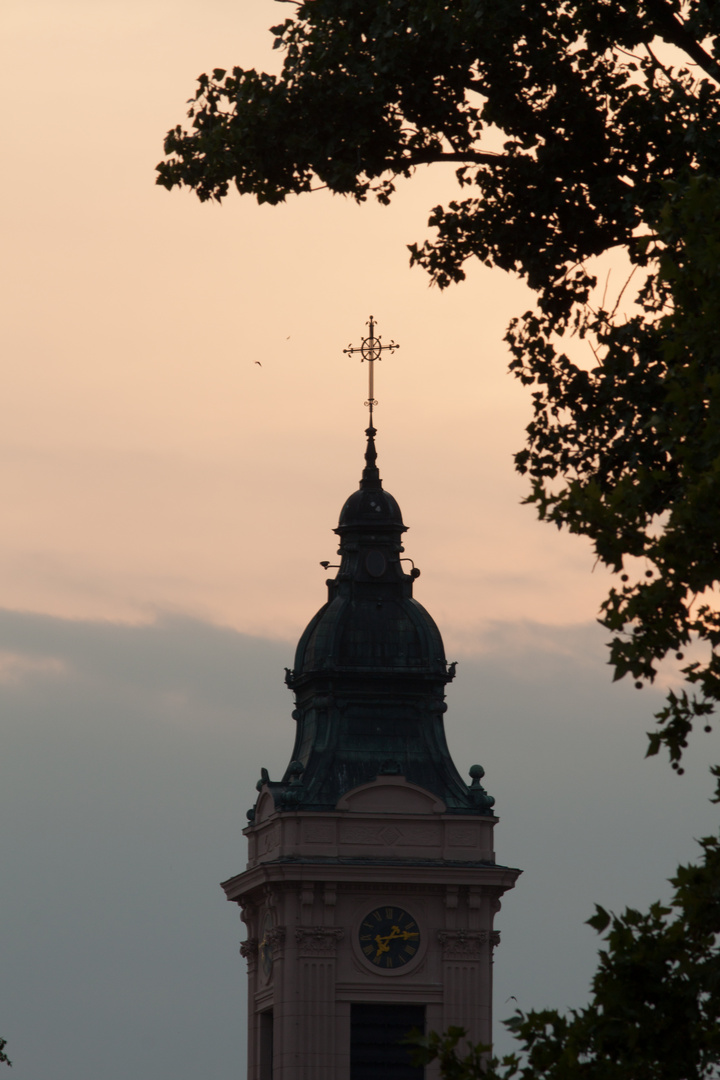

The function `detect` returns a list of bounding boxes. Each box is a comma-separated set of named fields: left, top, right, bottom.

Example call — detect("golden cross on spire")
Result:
left=343, top=316, right=400, bottom=426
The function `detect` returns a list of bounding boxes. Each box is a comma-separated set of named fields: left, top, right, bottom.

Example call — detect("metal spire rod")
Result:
left=343, top=316, right=400, bottom=426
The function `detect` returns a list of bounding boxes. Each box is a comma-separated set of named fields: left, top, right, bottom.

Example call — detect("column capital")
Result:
left=295, top=926, right=344, bottom=957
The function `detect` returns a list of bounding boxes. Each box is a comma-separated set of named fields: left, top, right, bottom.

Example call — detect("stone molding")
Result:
left=295, top=926, right=344, bottom=956
left=447, top=825, right=482, bottom=847
left=438, top=929, right=488, bottom=960
left=339, top=822, right=441, bottom=846
left=341, top=882, right=444, bottom=896
left=302, top=821, right=335, bottom=844
left=437, top=929, right=502, bottom=958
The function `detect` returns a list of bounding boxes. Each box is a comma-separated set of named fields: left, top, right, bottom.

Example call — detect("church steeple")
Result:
left=258, top=423, right=495, bottom=817
left=223, top=321, right=519, bottom=1080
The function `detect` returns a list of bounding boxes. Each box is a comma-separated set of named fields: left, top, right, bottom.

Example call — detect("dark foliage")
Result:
left=158, top=1, right=720, bottom=773
left=409, top=836, right=720, bottom=1078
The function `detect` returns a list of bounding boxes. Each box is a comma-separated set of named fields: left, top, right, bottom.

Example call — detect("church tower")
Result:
left=222, top=322, right=520, bottom=1079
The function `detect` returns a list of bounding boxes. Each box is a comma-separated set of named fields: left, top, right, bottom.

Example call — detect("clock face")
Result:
left=259, top=911, right=274, bottom=979
left=358, top=906, right=421, bottom=970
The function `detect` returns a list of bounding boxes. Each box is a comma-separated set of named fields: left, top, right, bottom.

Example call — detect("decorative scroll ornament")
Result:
left=239, top=899, right=255, bottom=926
left=240, top=938, right=258, bottom=959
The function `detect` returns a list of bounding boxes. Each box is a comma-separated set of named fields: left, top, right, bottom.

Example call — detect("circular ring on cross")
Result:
left=361, top=336, right=382, bottom=361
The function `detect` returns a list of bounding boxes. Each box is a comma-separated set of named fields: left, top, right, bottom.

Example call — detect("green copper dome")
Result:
left=254, top=426, right=495, bottom=817
left=336, top=484, right=405, bottom=532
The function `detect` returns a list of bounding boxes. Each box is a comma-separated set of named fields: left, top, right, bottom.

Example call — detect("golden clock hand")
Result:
left=374, top=926, right=413, bottom=960
left=374, top=934, right=390, bottom=958
left=374, top=928, right=400, bottom=949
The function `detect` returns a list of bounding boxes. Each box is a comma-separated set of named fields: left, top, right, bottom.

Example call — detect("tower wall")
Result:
left=224, top=776, right=518, bottom=1079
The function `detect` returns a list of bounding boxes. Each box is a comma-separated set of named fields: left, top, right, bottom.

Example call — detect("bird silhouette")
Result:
left=254, top=361, right=262, bottom=366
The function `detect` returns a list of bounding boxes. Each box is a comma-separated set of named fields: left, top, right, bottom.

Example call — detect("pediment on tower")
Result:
left=335, top=774, right=446, bottom=815
left=253, top=788, right=276, bottom=824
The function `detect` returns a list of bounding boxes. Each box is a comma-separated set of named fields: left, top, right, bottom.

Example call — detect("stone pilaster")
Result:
left=439, top=930, right=490, bottom=1046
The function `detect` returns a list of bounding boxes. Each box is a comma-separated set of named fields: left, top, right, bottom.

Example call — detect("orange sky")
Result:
left=4, top=9, right=720, bottom=1080
left=2, top=0, right=618, bottom=652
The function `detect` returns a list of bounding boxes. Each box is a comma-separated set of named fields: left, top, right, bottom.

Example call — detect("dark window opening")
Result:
left=260, top=1009, right=273, bottom=1080
left=351, top=1003, right=425, bottom=1080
